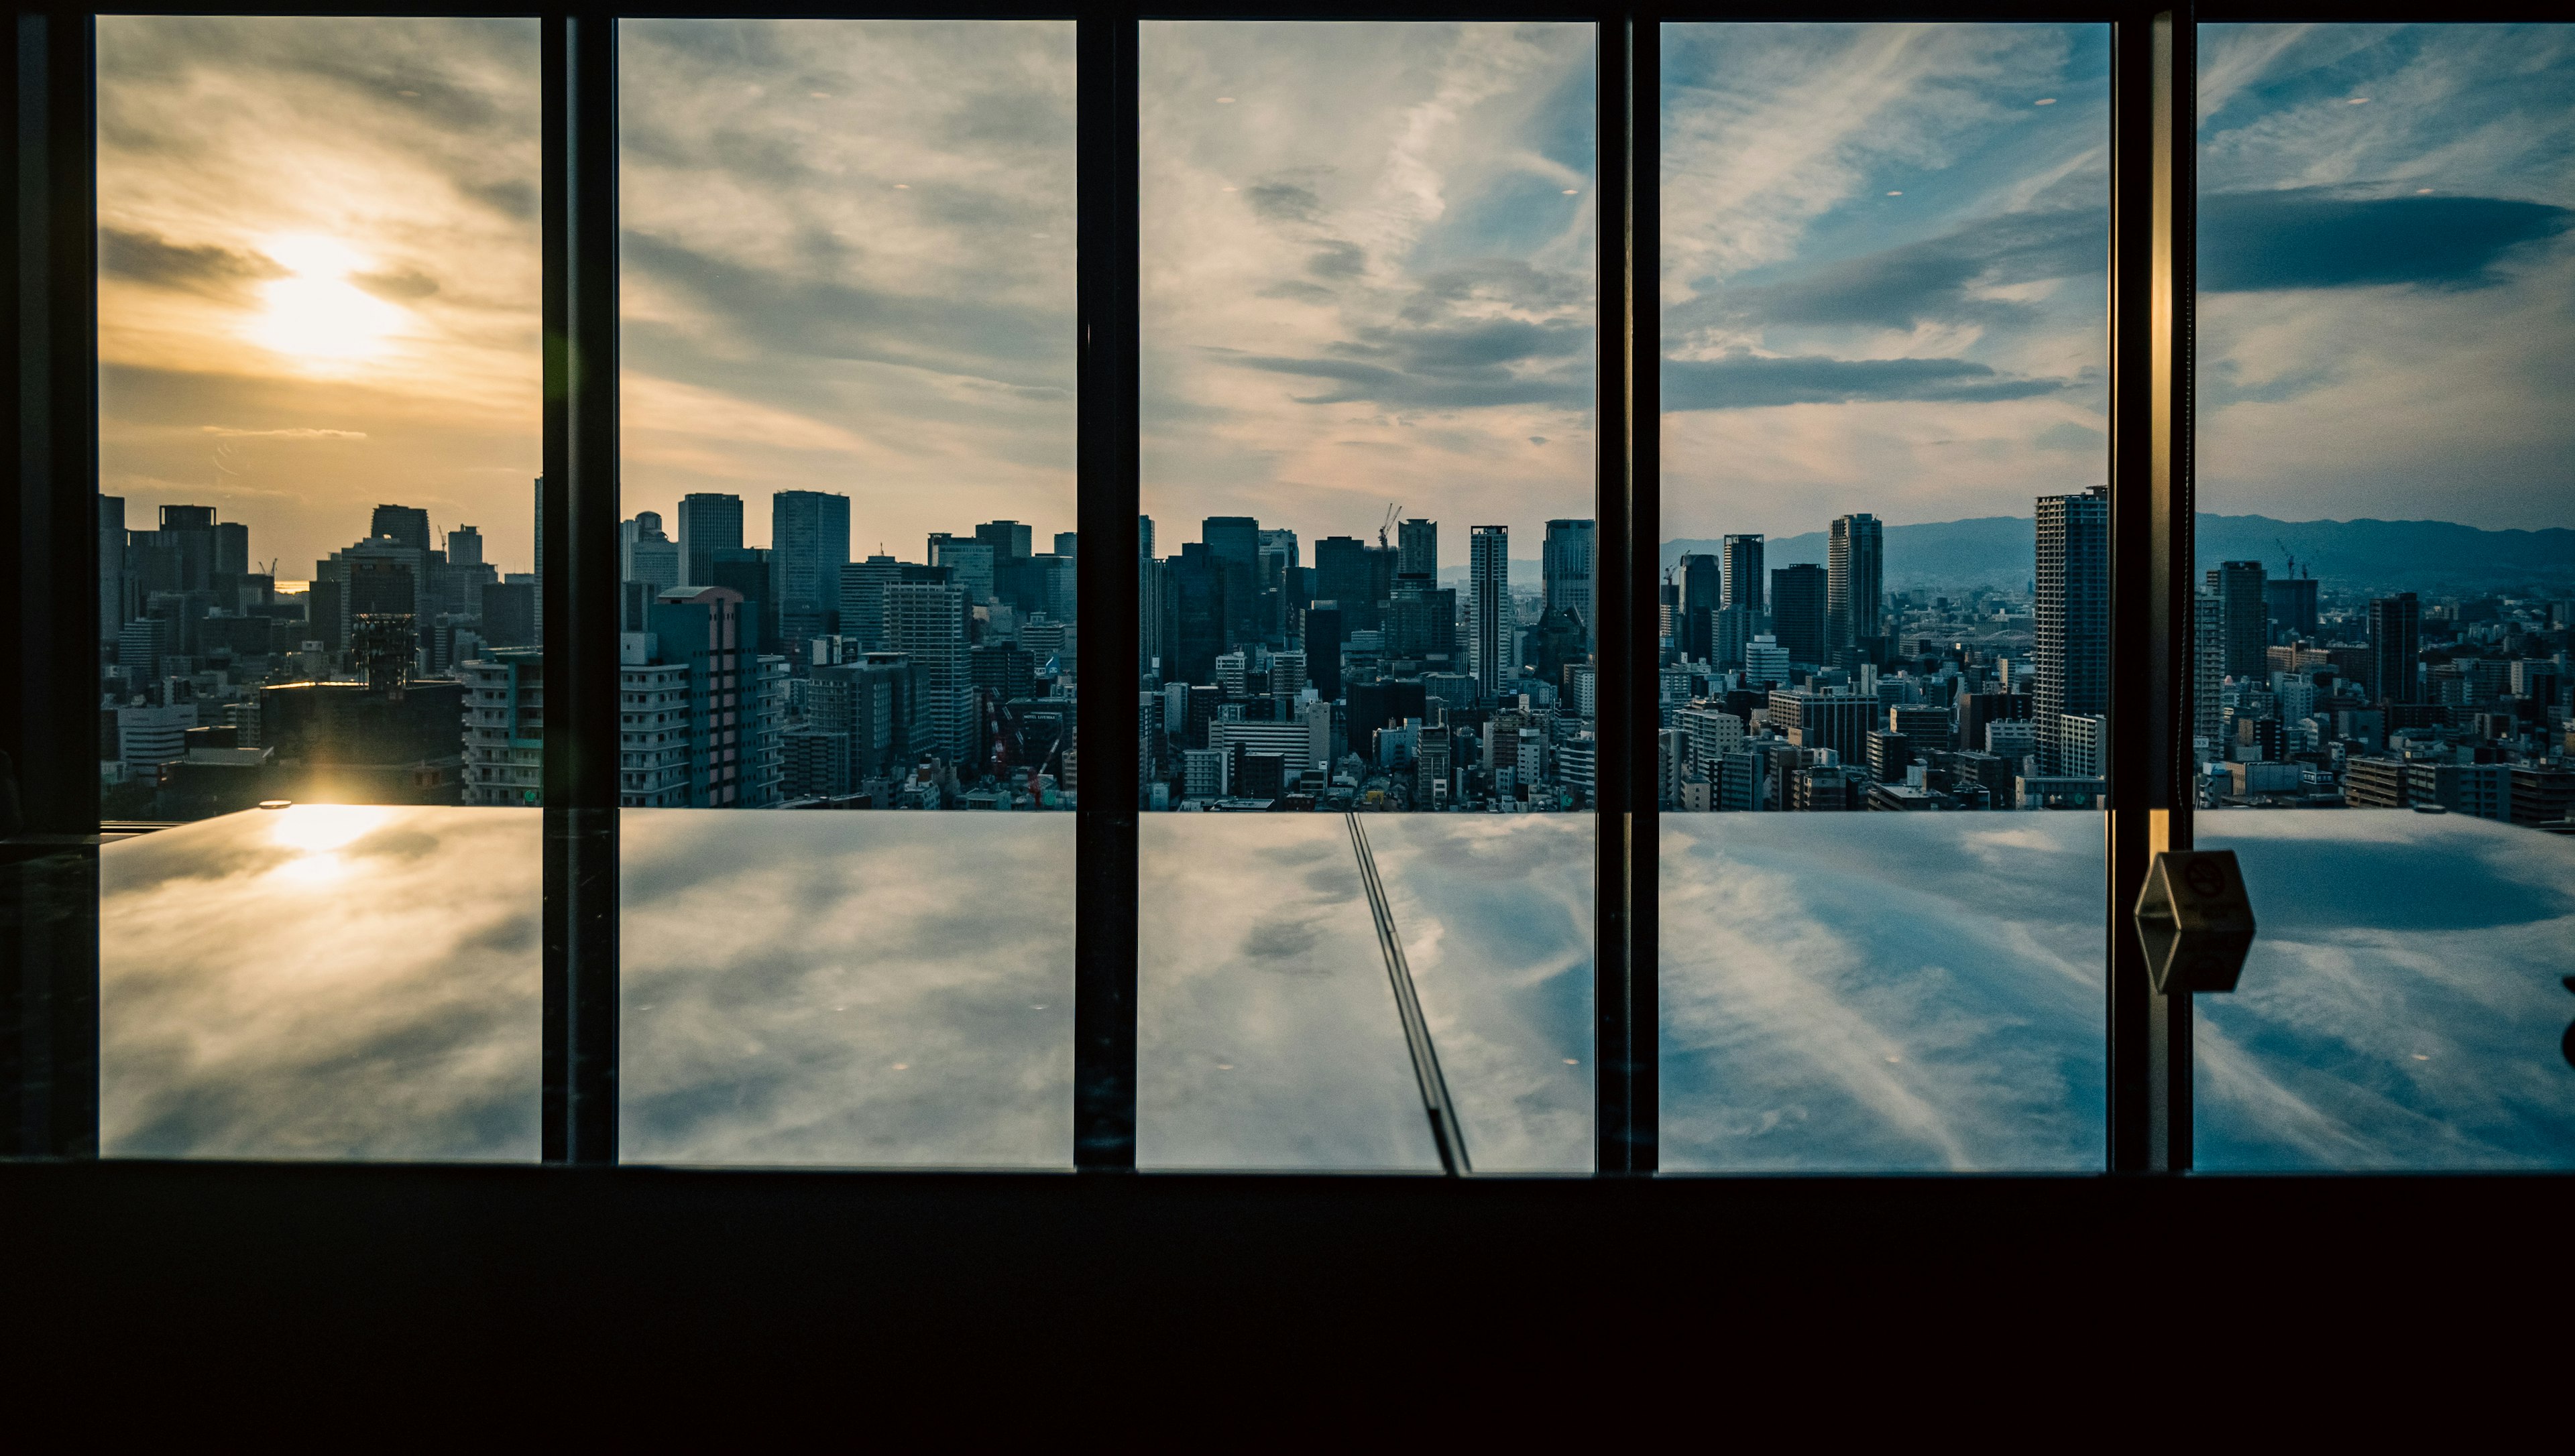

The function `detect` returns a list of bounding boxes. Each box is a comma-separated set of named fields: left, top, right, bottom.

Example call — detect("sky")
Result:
left=1660, top=23, right=2113, bottom=542
left=93, top=19, right=2567, bottom=594
left=1140, top=22, right=1598, bottom=566
left=2195, top=24, right=2575, bottom=532
left=97, top=17, right=542, bottom=582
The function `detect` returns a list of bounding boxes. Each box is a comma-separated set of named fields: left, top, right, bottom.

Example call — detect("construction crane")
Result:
left=1377, top=503, right=1404, bottom=550
left=2275, top=538, right=2309, bottom=579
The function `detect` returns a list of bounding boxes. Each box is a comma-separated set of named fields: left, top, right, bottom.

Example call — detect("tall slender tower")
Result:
left=1719, top=533, right=1764, bottom=612
left=2367, top=593, right=2421, bottom=704
left=676, top=492, right=744, bottom=590
left=1470, top=526, right=1509, bottom=699
left=2207, top=560, right=2269, bottom=680
left=772, top=491, right=852, bottom=628
left=1827, top=513, right=1882, bottom=659
left=2035, top=487, right=2110, bottom=774
left=1542, top=520, right=1596, bottom=654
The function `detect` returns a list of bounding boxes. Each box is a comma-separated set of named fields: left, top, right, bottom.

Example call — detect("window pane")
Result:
left=614, top=20, right=1077, bottom=1166
left=1137, top=21, right=1597, bottom=1172
left=2191, top=24, right=2575, bottom=1169
left=1657, top=23, right=2111, bottom=1170
left=94, top=17, right=542, bottom=1158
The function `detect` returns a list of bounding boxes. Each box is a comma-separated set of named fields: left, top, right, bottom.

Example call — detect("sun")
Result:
left=242, top=231, right=408, bottom=366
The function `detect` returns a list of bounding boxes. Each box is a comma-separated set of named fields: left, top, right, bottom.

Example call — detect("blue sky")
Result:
left=2196, top=23, right=2575, bottom=531
left=1662, top=23, right=2113, bottom=542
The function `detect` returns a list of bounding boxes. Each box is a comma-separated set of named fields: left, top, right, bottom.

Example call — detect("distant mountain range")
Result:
left=1649, top=513, right=2575, bottom=593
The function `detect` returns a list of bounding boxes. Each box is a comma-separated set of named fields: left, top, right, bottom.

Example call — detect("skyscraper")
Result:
left=772, top=491, right=852, bottom=631
left=884, top=566, right=973, bottom=764
left=1720, top=534, right=1764, bottom=611
left=1470, top=526, right=1509, bottom=699
left=2368, top=592, right=2421, bottom=704
left=532, top=477, right=545, bottom=633
left=837, top=554, right=901, bottom=653
left=1543, top=519, right=1596, bottom=652
left=676, top=492, right=744, bottom=590
left=1397, top=518, right=1438, bottom=579
left=1313, top=535, right=1374, bottom=635
left=1675, top=552, right=1720, bottom=664
left=99, top=493, right=128, bottom=643
left=2207, top=560, right=2269, bottom=679
left=1769, top=563, right=1827, bottom=666
left=1201, top=515, right=1261, bottom=649
left=620, top=511, right=680, bottom=595
left=370, top=505, right=431, bottom=553
left=927, top=534, right=996, bottom=607
left=2035, top=486, right=2110, bottom=775
left=2193, top=591, right=2224, bottom=757
left=1827, top=512, right=1882, bottom=660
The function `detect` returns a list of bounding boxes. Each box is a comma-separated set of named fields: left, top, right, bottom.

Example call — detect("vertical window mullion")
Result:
left=2106, top=8, right=2195, bottom=1173
left=1074, top=5, right=1141, bottom=1172
left=1595, top=11, right=1651, bottom=1176
left=540, top=9, right=620, bottom=1166
left=2, top=7, right=102, bottom=1159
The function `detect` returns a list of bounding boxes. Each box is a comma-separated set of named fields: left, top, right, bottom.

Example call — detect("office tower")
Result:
left=1138, top=515, right=1155, bottom=560
left=132, top=504, right=219, bottom=596
left=1543, top=519, right=1597, bottom=652
left=1200, top=515, right=1261, bottom=648
left=838, top=554, right=901, bottom=651
left=710, top=548, right=783, bottom=656
left=370, top=505, right=431, bottom=553
left=2193, top=591, right=2224, bottom=756
left=2206, top=560, right=2269, bottom=679
left=1055, top=531, right=1079, bottom=558
left=1721, top=534, right=1764, bottom=611
left=675, top=493, right=744, bottom=589
left=927, top=533, right=996, bottom=607
left=1713, top=605, right=1766, bottom=670
left=2035, top=485, right=2110, bottom=774
left=772, top=491, right=852, bottom=629
left=1770, top=564, right=1827, bottom=665
left=213, top=521, right=249, bottom=579
left=1768, top=686, right=1878, bottom=767
left=1170, top=544, right=1228, bottom=686
left=2368, top=593, right=2421, bottom=705
left=974, top=520, right=1034, bottom=562
left=1313, top=535, right=1374, bottom=635
left=884, top=567, right=974, bottom=764
left=447, top=525, right=484, bottom=567
left=621, top=511, right=681, bottom=595
left=1674, top=552, right=1720, bottom=663
left=640, top=586, right=785, bottom=807
left=1470, top=526, right=1509, bottom=699
left=99, top=494, right=128, bottom=643
left=1304, top=604, right=1343, bottom=701
left=481, top=582, right=538, bottom=648
left=1139, top=556, right=1171, bottom=676
left=2265, top=574, right=2319, bottom=640
left=1397, top=518, right=1438, bottom=579
left=1827, top=513, right=1883, bottom=659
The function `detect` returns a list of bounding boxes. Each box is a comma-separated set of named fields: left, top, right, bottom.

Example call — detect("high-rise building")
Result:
left=772, top=491, right=852, bottom=628
left=927, top=534, right=996, bottom=607
left=838, top=554, right=901, bottom=652
left=2193, top=591, right=2224, bottom=757
left=1201, top=515, right=1261, bottom=649
left=620, top=511, right=681, bottom=596
left=370, top=505, right=431, bottom=554
left=638, top=586, right=785, bottom=807
left=2035, top=486, right=2110, bottom=774
left=1675, top=552, right=1720, bottom=664
left=710, top=547, right=782, bottom=656
left=447, top=524, right=484, bottom=567
left=2368, top=593, right=2421, bottom=705
left=1137, top=515, right=1155, bottom=561
left=2206, top=560, right=2269, bottom=679
left=974, top=519, right=1034, bottom=562
left=99, top=493, right=129, bottom=643
left=1397, top=518, right=1438, bottom=579
left=531, top=477, right=545, bottom=633
left=2265, top=575, right=2320, bottom=640
left=1770, top=563, right=1827, bottom=666
left=1543, top=519, right=1596, bottom=652
left=461, top=648, right=545, bottom=806
left=1768, top=686, right=1879, bottom=768
left=1720, top=534, right=1764, bottom=612
left=1469, top=526, right=1509, bottom=699
left=675, top=492, right=744, bottom=589
left=884, top=566, right=974, bottom=764
left=1827, top=512, right=1883, bottom=659
left=1313, top=535, right=1374, bottom=635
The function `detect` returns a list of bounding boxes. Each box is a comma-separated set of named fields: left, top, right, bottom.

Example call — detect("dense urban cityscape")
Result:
left=98, top=481, right=2575, bottom=831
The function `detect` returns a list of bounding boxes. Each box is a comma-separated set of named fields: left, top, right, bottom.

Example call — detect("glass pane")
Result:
left=1657, top=23, right=2112, bottom=1170
left=94, top=17, right=542, bottom=1158
left=614, top=19, right=1077, bottom=1166
left=2192, top=24, right=2575, bottom=1169
left=1137, top=20, right=1598, bottom=1172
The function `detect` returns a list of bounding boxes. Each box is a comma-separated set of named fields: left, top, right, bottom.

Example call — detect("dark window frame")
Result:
left=13, top=0, right=2486, bottom=1176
